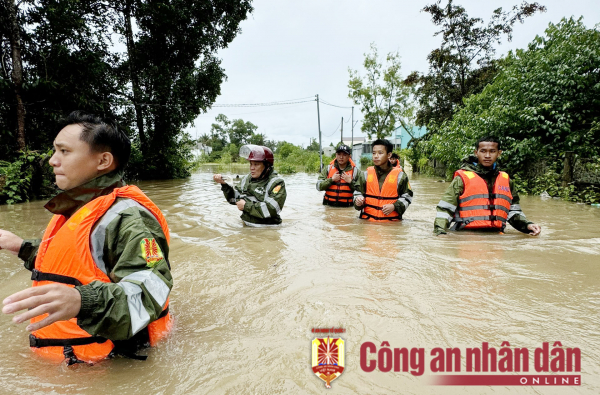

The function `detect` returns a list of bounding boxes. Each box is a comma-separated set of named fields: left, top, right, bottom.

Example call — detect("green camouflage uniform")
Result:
left=434, top=156, right=533, bottom=235
left=221, top=167, right=286, bottom=226
left=352, top=162, right=414, bottom=218
left=315, top=160, right=358, bottom=207
left=18, top=171, right=172, bottom=343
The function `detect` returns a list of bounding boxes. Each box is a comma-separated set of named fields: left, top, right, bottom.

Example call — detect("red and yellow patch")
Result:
left=273, top=185, right=282, bottom=194
left=140, top=238, right=164, bottom=267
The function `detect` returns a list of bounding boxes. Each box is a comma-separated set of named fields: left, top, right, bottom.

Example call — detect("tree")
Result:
left=306, top=137, right=320, bottom=152
left=0, top=0, right=118, bottom=160
left=115, top=0, right=253, bottom=179
left=407, top=0, right=546, bottom=131
left=248, top=132, right=267, bottom=146
left=428, top=18, right=600, bottom=175
left=348, top=44, right=415, bottom=140
left=3, top=0, right=26, bottom=150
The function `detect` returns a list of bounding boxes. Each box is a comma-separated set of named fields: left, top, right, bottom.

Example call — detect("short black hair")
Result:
left=476, top=136, right=501, bottom=151
left=390, top=152, right=400, bottom=160
left=60, top=111, right=131, bottom=171
left=372, top=139, right=393, bottom=154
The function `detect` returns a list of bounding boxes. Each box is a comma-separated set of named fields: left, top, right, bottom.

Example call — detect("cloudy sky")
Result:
left=188, top=0, right=600, bottom=147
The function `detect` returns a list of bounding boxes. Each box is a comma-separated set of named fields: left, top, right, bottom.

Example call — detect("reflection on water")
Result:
left=1, top=168, right=599, bottom=394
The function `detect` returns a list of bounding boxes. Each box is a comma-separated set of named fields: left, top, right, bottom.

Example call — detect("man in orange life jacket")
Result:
left=316, top=145, right=358, bottom=207
left=0, top=111, right=172, bottom=364
left=353, top=139, right=413, bottom=221
left=434, top=136, right=541, bottom=236
left=390, top=152, right=402, bottom=169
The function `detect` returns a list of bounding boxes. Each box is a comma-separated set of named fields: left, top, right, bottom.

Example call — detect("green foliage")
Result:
left=0, top=150, right=55, bottom=204
left=126, top=132, right=196, bottom=180
left=203, top=114, right=271, bottom=162
left=428, top=18, right=600, bottom=176
left=306, top=137, right=320, bottom=152
left=1, top=0, right=253, bottom=191
left=408, top=0, right=545, bottom=131
left=277, top=163, right=297, bottom=175
left=274, top=142, right=321, bottom=173
left=513, top=171, right=600, bottom=205
left=359, top=156, right=371, bottom=167
left=348, top=43, right=415, bottom=139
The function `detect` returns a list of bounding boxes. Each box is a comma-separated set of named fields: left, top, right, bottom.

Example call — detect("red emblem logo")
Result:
left=312, top=336, right=345, bottom=388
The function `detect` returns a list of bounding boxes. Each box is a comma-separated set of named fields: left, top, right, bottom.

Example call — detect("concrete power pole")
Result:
left=316, top=94, right=323, bottom=171
left=351, top=107, right=354, bottom=161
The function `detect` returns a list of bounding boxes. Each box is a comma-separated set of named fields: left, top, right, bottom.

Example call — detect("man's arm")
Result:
left=353, top=170, right=366, bottom=211
left=221, top=183, right=241, bottom=205
left=243, top=180, right=286, bottom=219
left=434, top=177, right=463, bottom=235
left=393, top=172, right=413, bottom=216
left=0, top=229, right=39, bottom=270
left=19, top=239, right=41, bottom=271
left=316, top=165, right=333, bottom=191
left=507, top=179, right=535, bottom=234
left=76, top=205, right=172, bottom=341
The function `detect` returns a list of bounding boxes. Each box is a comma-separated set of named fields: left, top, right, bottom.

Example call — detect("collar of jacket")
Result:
left=374, top=161, right=393, bottom=177
left=460, top=155, right=499, bottom=179
left=44, top=170, right=126, bottom=217
left=334, top=160, right=353, bottom=172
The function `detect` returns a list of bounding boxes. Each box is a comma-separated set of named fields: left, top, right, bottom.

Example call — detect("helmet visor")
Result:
left=239, top=144, right=265, bottom=161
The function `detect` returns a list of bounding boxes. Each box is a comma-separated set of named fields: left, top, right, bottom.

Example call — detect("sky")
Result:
left=187, top=0, right=600, bottom=148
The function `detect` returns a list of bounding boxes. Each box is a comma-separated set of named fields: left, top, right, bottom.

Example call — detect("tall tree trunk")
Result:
left=6, top=0, right=26, bottom=150
left=123, top=0, right=147, bottom=155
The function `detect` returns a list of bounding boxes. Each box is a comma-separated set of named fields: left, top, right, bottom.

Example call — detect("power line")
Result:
left=213, top=97, right=315, bottom=107
left=324, top=122, right=341, bottom=137
left=194, top=102, right=313, bottom=117
left=319, top=99, right=353, bottom=109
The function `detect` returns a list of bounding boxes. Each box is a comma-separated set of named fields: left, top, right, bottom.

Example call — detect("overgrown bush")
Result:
left=428, top=18, right=600, bottom=176
left=0, top=150, right=55, bottom=204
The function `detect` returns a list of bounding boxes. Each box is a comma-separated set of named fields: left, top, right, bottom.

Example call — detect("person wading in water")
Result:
left=316, top=144, right=358, bottom=207
left=353, top=139, right=413, bottom=222
left=434, top=136, right=541, bottom=236
left=214, top=144, right=286, bottom=226
left=0, top=111, right=172, bottom=364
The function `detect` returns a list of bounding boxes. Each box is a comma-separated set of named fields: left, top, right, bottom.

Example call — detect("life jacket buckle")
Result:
left=30, top=269, right=40, bottom=281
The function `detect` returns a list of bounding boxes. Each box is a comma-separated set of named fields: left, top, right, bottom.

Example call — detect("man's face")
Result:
left=474, top=141, right=501, bottom=168
left=372, top=145, right=391, bottom=166
left=336, top=152, right=349, bottom=167
left=49, top=124, right=105, bottom=190
left=249, top=160, right=265, bottom=178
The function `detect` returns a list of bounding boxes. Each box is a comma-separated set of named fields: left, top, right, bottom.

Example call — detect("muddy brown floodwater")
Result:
left=1, top=166, right=599, bottom=394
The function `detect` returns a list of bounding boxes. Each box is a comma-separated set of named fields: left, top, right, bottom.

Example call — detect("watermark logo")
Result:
left=359, top=341, right=581, bottom=386
left=311, top=328, right=345, bottom=388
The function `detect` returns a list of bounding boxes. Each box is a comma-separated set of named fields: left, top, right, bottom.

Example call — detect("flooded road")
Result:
left=1, top=166, right=599, bottom=394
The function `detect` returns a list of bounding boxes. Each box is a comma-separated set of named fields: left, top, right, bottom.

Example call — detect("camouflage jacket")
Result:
left=19, top=171, right=172, bottom=341
left=221, top=167, right=286, bottom=225
left=434, top=157, right=533, bottom=235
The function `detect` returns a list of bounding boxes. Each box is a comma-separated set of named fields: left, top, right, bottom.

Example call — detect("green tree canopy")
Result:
left=0, top=0, right=253, bottom=181
left=428, top=18, right=600, bottom=174
left=406, top=0, right=545, bottom=131
left=348, top=43, right=415, bottom=140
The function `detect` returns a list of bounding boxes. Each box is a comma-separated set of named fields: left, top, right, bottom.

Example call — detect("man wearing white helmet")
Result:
left=214, top=145, right=286, bottom=226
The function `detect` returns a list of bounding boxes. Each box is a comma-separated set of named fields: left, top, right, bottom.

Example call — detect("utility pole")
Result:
left=316, top=94, right=323, bottom=171
left=341, top=117, right=343, bottom=145
left=351, top=107, right=354, bottom=162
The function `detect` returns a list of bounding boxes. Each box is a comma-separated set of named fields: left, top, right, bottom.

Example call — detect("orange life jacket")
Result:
left=359, top=166, right=402, bottom=222
left=324, top=158, right=357, bottom=205
left=453, top=170, right=512, bottom=230
left=30, top=185, right=172, bottom=364
left=392, top=161, right=403, bottom=170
